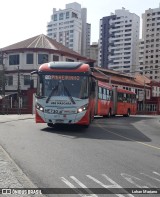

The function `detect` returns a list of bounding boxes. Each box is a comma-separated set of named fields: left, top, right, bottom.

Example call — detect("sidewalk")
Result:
left=0, top=114, right=45, bottom=197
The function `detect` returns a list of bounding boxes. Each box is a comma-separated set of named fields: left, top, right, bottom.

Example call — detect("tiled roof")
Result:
left=93, top=71, right=150, bottom=88
left=134, top=73, right=151, bottom=85
left=1, top=34, right=82, bottom=57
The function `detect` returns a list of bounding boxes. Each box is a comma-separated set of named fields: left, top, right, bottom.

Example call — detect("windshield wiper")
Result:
left=46, top=85, right=58, bottom=103
left=46, top=81, right=76, bottom=104
left=63, top=82, right=76, bottom=104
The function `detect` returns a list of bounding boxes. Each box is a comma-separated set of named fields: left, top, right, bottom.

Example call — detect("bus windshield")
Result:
left=39, top=74, right=89, bottom=100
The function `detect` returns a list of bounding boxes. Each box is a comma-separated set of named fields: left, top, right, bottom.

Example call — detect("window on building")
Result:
left=6, top=76, right=13, bottom=86
left=38, top=54, right=48, bottom=64
left=53, top=55, right=59, bottom=61
left=72, top=12, right=78, bottom=18
left=54, top=14, right=57, bottom=21
left=9, top=54, right=19, bottom=65
left=66, top=12, right=70, bottom=19
left=59, top=13, right=64, bottom=20
left=26, top=53, right=33, bottom=64
left=24, top=75, right=30, bottom=85
left=66, top=58, right=74, bottom=62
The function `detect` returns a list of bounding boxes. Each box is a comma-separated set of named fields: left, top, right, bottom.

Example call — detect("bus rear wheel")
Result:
left=127, top=109, right=130, bottom=117
left=107, top=109, right=112, bottom=118
left=124, top=109, right=130, bottom=117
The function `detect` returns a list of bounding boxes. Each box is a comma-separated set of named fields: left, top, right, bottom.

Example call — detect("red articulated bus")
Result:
left=32, top=62, right=96, bottom=127
left=95, top=81, right=137, bottom=117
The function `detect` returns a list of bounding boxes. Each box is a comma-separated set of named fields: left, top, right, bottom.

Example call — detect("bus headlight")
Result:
left=36, top=103, right=44, bottom=112
left=77, top=104, right=88, bottom=113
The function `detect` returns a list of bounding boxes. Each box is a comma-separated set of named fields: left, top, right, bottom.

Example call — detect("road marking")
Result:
left=121, top=173, right=154, bottom=188
left=153, top=171, right=160, bottom=176
left=70, top=176, right=98, bottom=197
left=61, top=177, right=97, bottom=197
left=96, top=123, right=160, bottom=150
left=87, top=174, right=133, bottom=197
left=140, top=173, right=160, bottom=182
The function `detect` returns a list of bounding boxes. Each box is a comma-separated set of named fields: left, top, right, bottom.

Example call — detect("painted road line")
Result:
left=61, top=177, right=95, bottom=197
left=70, top=176, right=98, bottom=197
left=121, top=173, right=153, bottom=188
left=102, top=174, right=134, bottom=197
left=96, top=123, right=160, bottom=150
left=140, top=173, right=160, bottom=182
left=153, top=171, right=160, bottom=176
left=87, top=174, right=134, bottom=197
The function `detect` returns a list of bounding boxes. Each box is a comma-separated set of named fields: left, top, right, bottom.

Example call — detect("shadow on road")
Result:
left=40, top=116, right=156, bottom=142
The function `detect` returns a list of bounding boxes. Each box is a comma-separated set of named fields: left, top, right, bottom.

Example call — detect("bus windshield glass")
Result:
left=39, top=74, right=89, bottom=99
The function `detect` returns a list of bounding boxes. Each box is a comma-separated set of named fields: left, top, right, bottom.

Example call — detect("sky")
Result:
left=0, top=0, right=160, bottom=48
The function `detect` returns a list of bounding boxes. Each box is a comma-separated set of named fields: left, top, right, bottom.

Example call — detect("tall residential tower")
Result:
left=47, top=2, right=91, bottom=57
left=98, top=8, right=140, bottom=73
left=141, top=7, right=160, bottom=81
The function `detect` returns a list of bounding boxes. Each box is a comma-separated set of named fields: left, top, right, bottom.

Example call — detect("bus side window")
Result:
left=126, top=94, right=131, bottom=103
left=106, top=89, right=110, bottom=101
left=98, top=87, right=102, bottom=99
left=103, top=88, right=107, bottom=100
left=118, top=93, right=123, bottom=102
left=123, top=93, right=127, bottom=102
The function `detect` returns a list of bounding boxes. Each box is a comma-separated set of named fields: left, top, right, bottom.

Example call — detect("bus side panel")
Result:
left=97, top=100, right=111, bottom=116
left=77, top=98, right=95, bottom=125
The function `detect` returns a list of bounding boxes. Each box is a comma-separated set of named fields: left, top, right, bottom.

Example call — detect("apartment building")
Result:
left=98, top=8, right=140, bottom=73
left=47, top=2, right=91, bottom=57
left=141, top=7, right=160, bottom=81
left=136, top=39, right=145, bottom=71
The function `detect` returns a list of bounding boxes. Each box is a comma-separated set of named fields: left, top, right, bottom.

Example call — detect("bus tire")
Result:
left=107, top=109, right=112, bottom=118
left=127, top=109, right=130, bottom=117
left=124, top=109, right=130, bottom=117
left=47, top=123, right=54, bottom=127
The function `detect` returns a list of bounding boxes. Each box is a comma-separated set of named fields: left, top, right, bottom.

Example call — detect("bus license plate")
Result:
left=56, top=119, right=64, bottom=123
left=45, top=109, right=62, bottom=114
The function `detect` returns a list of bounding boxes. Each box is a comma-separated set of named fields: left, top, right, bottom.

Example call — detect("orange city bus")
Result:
left=31, top=62, right=96, bottom=127
left=95, top=81, right=137, bottom=117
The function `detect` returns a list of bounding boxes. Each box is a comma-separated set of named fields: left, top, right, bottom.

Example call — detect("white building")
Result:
left=136, top=39, right=144, bottom=71
left=98, top=8, right=140, bottom=73
left=141, top=7, right=160, bottom=81
left=47, top=2, right=91, bottom=57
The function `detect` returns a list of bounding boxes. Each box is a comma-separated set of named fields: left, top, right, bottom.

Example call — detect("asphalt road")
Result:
left=0, top=115, right=160, bottom=197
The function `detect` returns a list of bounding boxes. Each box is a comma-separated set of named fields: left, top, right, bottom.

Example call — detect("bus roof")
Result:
left=117, top=87, right=136, bottom=94
left=98, top=81, right=112, bottom=90
left=38, top=62, right=91, bottom=74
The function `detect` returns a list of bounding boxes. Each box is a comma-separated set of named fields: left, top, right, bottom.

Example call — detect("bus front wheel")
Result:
left=47, top=123, right=54, bottom=127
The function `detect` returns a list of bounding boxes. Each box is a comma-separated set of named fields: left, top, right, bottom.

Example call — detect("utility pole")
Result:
left=0, top=51, right=6, bottom=97
left=17, top=66, right=21, bottom=114
left=0, top=51, right=7, bottom=114
left=143, top=80, right=146, bottom=113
